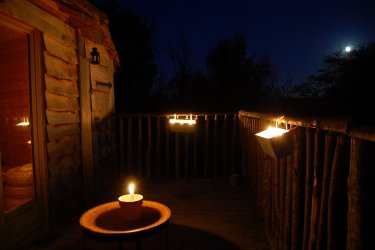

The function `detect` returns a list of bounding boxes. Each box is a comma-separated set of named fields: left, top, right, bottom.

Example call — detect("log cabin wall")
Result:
left=43, top=31, right=83, bottom=225
left=1, top=0, right=119, bottom=230
left=238, top=110, right=375, bottom=250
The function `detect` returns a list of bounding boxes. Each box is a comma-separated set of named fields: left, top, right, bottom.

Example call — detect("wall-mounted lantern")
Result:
left=90, top=47, right=100, bottom=64
left=169, top=114, right=197, bottom=133
left=255, top=125, right=292, bottom=159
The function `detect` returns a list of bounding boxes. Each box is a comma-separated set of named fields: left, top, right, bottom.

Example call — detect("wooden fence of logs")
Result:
left=238, top=110, right=375, bottom=250
left=115, top=113, right=241, bottom=179
left=114, top=110, right=375, bottom=249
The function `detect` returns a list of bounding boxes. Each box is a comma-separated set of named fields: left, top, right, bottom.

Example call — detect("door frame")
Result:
left=0, top=13, right=48, bottom=248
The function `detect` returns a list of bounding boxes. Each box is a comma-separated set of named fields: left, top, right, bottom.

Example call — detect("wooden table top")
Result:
left=79, top=200, right=171, bottom=236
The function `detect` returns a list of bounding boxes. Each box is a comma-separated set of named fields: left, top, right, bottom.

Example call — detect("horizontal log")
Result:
left=0, top=0, right=77, bottom=48
left=47, top=123, right=80, bottom=142
left=43, top=33, right=78, bottom=64
left=45, top=92, right=79, bottom=112
left=47, top=134, right=81, bottom=161
left=44, top=53, right=78, bottom=80
left=46, top=110, right=80, bottom=125
left=45, top=75, right=78, bottom=97
left=28, top=0, right=70, bottom=22
left=47, top=151, right=81, bottom=178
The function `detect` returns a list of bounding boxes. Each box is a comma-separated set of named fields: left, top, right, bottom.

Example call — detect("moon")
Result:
left=345, top=46, right=352, bottom=52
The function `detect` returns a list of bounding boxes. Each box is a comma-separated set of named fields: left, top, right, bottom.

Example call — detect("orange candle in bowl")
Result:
left=118, top=183, right=144, bottom=221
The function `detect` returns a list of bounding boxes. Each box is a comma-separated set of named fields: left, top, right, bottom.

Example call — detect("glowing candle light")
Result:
left=129, top=183, right=135, bottom=194
left=118, top=182, right=144, bottom=221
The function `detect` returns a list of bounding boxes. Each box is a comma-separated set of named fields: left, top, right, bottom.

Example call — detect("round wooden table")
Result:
left=79, top=200, right=171, bottom=250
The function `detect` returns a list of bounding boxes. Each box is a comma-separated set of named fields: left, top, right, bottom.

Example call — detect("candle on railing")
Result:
left=118, top=183, right=144, bottom=221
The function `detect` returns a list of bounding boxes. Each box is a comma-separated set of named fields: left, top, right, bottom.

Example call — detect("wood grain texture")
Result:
left=45, top=74, right=78, bottom=97
left=47, top=123, right=80, bottom=142
left=45, top=92, right=79, bottom=111
left=46, top=110, right=80, bottom=125
left=44, top=53, right=77, bottom=80
left=43, top=33, right=78, bottom=64
left=0, top=0, right=77, bottom=48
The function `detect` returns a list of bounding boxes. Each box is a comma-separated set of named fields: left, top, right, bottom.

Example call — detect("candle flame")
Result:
left=129, top=183, right=135, bottom=195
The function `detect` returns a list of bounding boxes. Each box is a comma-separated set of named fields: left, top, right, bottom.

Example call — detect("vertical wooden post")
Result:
left=146, top=116, right=152, bottom=178
left=165, top=117, right=170, bottom=178
left=317, top=133, right=335, bottom=249
left=137, top=117, right=142, bottom=176
left=156, top=117, right=161, bottom=178
left=127, top=117, right=132, bottom=174
left=302, top=128, right=314, bottom=250
left=308, top=130, right=324, bottom=250
left=175, top=132, right=180, bottom=178
left=279, top=157, right=287, bottom=250
left=327, top=135, right=349, bottom=250
left=78, top=33, right=94, bottom=205
left=204, top=115, right=209, bottom=178
left=256, top=120, right=264, bottom=206
left=223, top=114, right=228, bottom=178
left=213, top=114, right=218, bottom=178
left=193, top=119, right=198, bottom=178
left=273, top=158, right=280, bottom=250
left=184, top=133, right=189, bottom=178
left=283, top=155, right=293, bottom=250
left=231, top=114, right=238, bottom=175
left=347, top=138, right=365, bottom=250
left=291, top=127, right=305, bottom=250
left=264, top=158, right=273, bottom=242
left=251, top=118, right=258, bottom=191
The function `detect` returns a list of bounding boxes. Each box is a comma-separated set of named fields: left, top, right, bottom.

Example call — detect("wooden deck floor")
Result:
left=26, top=179, right=270, bottom=250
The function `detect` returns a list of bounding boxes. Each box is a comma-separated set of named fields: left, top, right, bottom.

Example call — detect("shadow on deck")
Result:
left=27, top=179, right=270, bottom=250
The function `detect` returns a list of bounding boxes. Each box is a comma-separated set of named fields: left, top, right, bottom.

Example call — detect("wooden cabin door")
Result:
left=89, top=45, right=116, bottom=190
left=0, top=17, right=47, bottom=249
left=79, top=40, right=115, bottom=204
left=88, top=43, right=116, bottom=192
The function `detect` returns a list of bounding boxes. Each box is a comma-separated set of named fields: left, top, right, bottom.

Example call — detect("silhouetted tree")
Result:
left=290, top=41, right=375, bottom=121
left=206, top=33, right=275, bottom=110
left=97, top=0, right=157, bottom=112
left=168, top=31, right=194, bottom=103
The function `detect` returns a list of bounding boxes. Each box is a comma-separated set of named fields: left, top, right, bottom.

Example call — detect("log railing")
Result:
left=238, top=110, right=375, bottom=250
left=114, top=113, right=240, bottom=179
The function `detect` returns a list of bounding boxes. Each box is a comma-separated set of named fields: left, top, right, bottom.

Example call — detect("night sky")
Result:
left=116, top=0, right=375, bottom=85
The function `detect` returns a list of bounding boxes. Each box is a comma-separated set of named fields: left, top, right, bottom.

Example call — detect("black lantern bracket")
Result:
left=90, top=47, right=100, bottom=64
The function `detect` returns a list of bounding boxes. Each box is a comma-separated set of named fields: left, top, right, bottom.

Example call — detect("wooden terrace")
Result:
left=16, top=111, right=375, bottom=250
left=27, top=179, right=270, bottom=250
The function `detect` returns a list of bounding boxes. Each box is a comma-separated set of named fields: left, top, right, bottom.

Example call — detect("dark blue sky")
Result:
left=116, top=0, right=375, bottom=84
